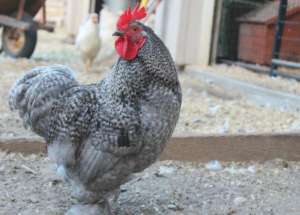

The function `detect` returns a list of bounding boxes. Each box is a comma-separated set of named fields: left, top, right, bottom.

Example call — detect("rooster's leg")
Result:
left=104, top=198, right=113, bottom=215
left=112, top=188, right=121, bottom=202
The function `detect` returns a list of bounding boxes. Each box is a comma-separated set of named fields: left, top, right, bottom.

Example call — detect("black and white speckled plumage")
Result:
left=9, top=23, right=181, bottom=208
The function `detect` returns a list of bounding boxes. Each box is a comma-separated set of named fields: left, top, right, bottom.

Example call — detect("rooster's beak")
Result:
left=113, top=31, right=124, bottom=37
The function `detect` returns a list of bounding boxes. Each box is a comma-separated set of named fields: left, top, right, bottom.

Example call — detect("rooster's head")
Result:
left=113, top=4, right=147, bottom=61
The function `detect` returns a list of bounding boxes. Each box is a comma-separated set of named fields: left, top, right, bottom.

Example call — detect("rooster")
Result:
left=75, top=13, right=101, bottom=72
left=9, top=4, right=181, bottom=215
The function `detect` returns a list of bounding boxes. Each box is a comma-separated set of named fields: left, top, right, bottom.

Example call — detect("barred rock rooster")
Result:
left=76, top=13, right=101, bottom=72
left=9, top=4, right=181, bottom=215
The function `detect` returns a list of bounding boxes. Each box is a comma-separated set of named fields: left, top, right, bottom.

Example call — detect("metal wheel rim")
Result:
left=3, top=28, right=26, bottom=54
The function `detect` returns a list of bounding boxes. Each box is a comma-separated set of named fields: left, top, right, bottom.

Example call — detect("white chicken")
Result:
left=75, top=13, right=101, bottom=72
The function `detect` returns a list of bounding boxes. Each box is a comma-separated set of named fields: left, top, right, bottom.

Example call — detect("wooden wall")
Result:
left=155, top=0, right=216, bottom=66
left=46, top=0, right=65, bottom=26
left=238, top=23, right=268, bottom=65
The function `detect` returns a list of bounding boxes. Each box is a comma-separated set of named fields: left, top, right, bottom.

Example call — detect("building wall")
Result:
left=46, top=0, right=66, bottom=26
left=63, top=0, right=130, bottom=36
left=65, top=0, right=91, bottom=36
left=155, top=0, right=216, bottom=66
left=34, top=0, right=65, bottom=27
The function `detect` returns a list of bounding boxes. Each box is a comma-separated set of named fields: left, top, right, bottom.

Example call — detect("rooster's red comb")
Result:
left=117, top=4, right=147, bottom=31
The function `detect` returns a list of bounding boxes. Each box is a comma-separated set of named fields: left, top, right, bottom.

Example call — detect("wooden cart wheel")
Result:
left=2, top=13, right=37, bottom=58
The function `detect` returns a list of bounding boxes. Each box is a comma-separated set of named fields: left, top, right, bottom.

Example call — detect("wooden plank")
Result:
left=222, top=60, right=300, bottom=82
left=210, top=0, right=223, bottom=64
left=0, top=138, right=45, bottom=154
left=1, top=133, right=300, bottom=161
left=161, top=134, right=300, bottom=162
left=186, top=69, right=300, bottom=112
left=0, top=15, right=30, bottom=30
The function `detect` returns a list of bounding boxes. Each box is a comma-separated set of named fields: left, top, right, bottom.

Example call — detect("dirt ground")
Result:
left=1, top=152, right=300, bottom=215
left=2, top=28, right=300, bottom=138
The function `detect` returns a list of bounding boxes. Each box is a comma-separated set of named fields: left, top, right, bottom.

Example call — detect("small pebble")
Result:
left=247, top=165, right=257, bottom=174
left=205, top=160, right=223, bottom=171
left=233, top=197, right=247, bottom=206
left=167, top=203, right=184, bottom=211
left=155, top=166, right=176, bottom=177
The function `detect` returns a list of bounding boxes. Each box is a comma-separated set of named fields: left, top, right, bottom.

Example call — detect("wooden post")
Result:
left=42, top=0, right=46, bottom=24
left=16, top=0, right=26, bottom=20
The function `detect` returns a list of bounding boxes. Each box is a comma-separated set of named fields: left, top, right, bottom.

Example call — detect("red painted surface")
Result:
left=238, top=10, right=300, bottom=65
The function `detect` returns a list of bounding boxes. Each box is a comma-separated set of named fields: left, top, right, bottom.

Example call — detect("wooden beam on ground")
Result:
left=1, top=133, right=300, bottom=162
left=0, top=138, right=45, bottom=154
left=221, top=60, right=300, bottom=82
left=161, top=134, right=300, bottom=162
left=186, top=68, right=300, bottom=112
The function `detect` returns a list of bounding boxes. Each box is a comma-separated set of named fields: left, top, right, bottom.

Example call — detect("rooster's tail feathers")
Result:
left=9, top=65, right=78, bottom=134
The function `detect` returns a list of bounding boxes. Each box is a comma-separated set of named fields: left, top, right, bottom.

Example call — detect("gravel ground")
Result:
left=1, top=152, right=300, bottom=215
left=175, top=72, right=300, bottom=135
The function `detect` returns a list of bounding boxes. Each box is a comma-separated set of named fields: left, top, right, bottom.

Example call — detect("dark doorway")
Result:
left=217, top=0, right=272, bottom=61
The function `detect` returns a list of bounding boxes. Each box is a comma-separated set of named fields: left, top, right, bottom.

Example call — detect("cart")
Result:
left=0, top=0, right=54, bottom=58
